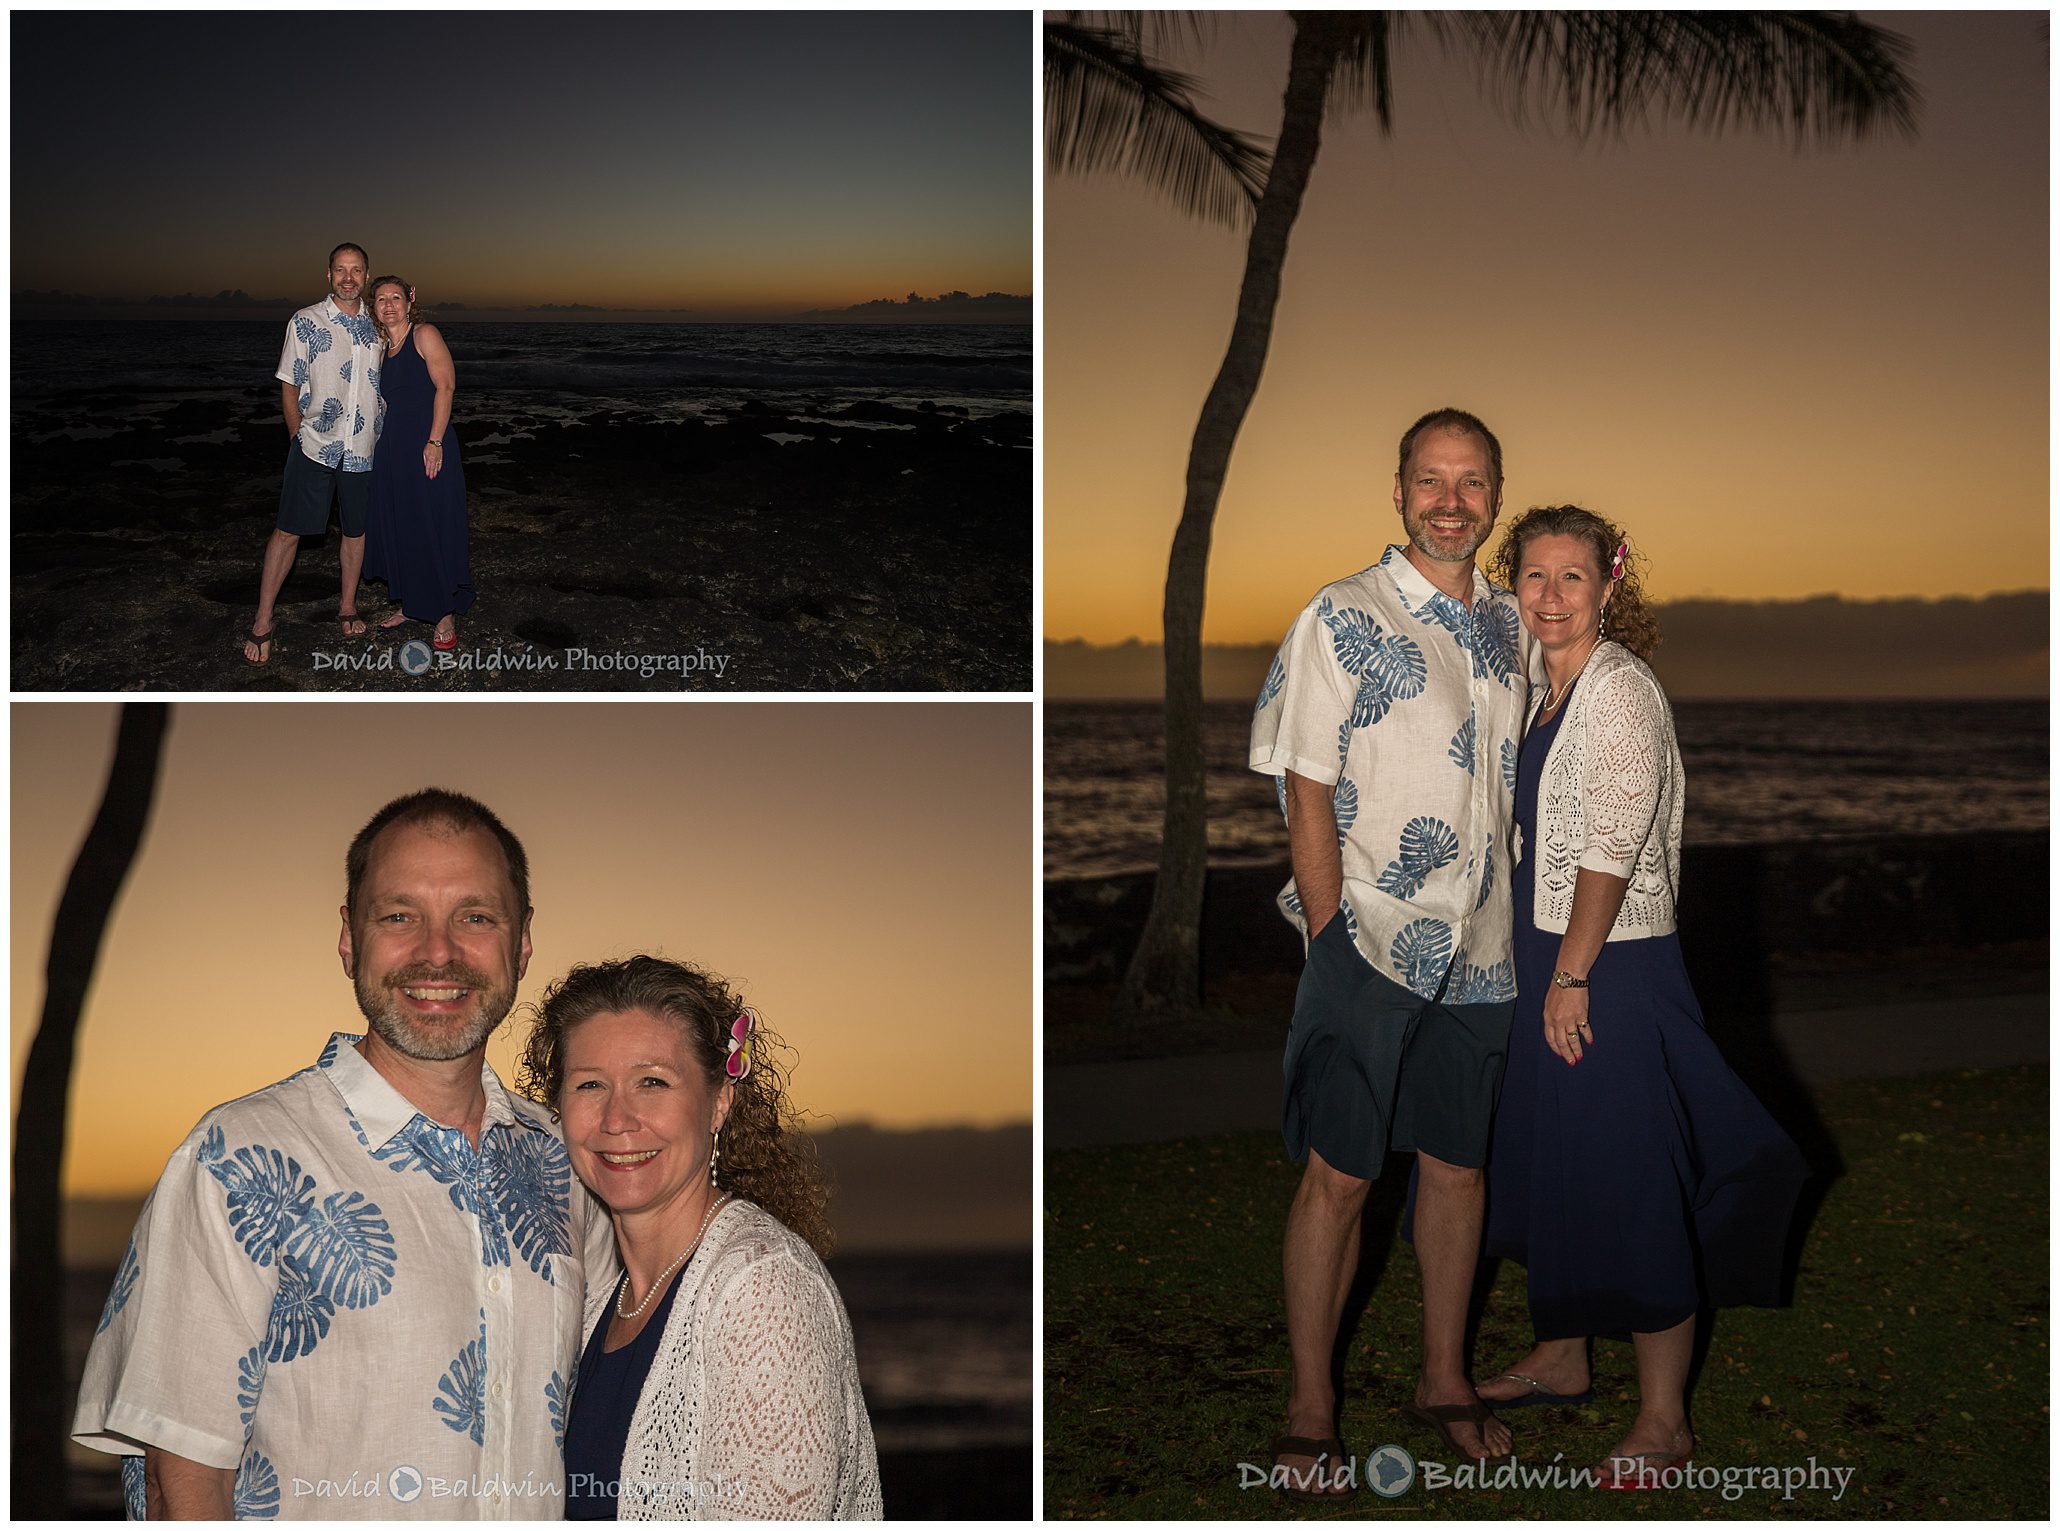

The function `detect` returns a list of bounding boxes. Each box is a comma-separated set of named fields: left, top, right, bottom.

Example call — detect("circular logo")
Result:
left=399, top=640, right=433, bottom=675
left=1366, top=1443, right=1415, bottom=1498
left=387, top=1465, right=423, bottom=1503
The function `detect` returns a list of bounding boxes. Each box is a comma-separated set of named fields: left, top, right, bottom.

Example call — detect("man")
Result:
left=75, top=790, right=611, bottom=1518
left=1249, top=408, right=1532, bottom=1496
left=244, top=242, right=386, bottom=664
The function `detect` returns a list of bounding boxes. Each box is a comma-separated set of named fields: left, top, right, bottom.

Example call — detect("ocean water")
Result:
left=1045, top=698, right=2050, bottom=880
left=830, top=1250, right=1031, bottom=1451
left=13, top=319, right=1032, bottom=433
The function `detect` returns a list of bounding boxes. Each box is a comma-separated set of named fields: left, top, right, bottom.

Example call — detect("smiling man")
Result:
left=243, top=242, right=388, bottom=665
left=1249, top=408, right=1533, bottom=1497
left=74, top=789, right=612, bottom=1518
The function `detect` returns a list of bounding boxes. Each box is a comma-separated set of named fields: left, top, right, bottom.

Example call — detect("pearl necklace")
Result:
left=616, top=1193, right=731, bottom=1320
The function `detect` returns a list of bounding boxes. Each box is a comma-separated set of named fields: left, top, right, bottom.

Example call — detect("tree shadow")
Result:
left=1681, top=845, right=1843, bottom=1302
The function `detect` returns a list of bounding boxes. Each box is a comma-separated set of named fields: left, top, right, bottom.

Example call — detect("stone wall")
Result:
left=1046, top=831, right=2047, bottom=989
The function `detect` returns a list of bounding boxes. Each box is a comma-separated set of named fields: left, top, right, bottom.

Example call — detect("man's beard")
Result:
left=1405, top=512, right=1489, bottom=566
left=355, top=962, right=513, bottom=1062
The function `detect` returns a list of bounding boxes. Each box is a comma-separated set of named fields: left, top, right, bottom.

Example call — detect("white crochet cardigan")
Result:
left=1525, top=640, right=1685, bottom=939
left=587, top=1199, right=884, bottom=1520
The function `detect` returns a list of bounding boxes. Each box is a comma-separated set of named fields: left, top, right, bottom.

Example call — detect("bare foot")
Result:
left=1271, top=1426, right=1355, bottom=1499
left=1596, top=1422, right=1693, bottom=1488
left=1475, top=1341, right=1591, bottom=1405
left=1607, top=1418, right=1692, bottom=1463
left=433, top=616, right=457, bottom=647
left=242, top=625, right=274, bottom=665
left=377, top=611, right=410, bottom=631
left=339, top=610, right=367, bottom=638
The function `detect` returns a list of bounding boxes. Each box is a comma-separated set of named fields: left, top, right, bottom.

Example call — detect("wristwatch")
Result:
left=1551, top=969, right=1589, bottom=989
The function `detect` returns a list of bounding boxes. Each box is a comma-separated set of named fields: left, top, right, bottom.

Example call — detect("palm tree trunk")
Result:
left=13, top=702, right=170, bottom=1517
left=1114, top=18, right=1345, bottom=1018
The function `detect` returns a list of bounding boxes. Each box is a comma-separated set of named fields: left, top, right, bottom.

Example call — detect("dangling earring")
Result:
left=710, top=1126, right=721, bottom=1188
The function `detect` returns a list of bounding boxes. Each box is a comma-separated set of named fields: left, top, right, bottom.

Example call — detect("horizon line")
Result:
left=14, top=289, right=1032, bottom=320
left=59, top=1114, right=1034, bottom=1201
left=1050, top=585, right=2052, bottom=647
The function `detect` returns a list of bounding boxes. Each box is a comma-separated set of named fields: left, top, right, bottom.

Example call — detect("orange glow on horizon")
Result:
left=13, top=705, right=1031, bottom=1198
left=1041, top=14, right=2048, bottom=648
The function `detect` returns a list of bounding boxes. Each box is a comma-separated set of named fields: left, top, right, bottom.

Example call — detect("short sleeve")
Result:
left=694, top=1255, right=861, bottom=1519
left=1250, top=594, right=1358, bottom=786
left=1578, top=668, right=1668, bottom=878
left=72, top=1124, right=281, bottom=1470
left=274, top=318, right=302, bottom=387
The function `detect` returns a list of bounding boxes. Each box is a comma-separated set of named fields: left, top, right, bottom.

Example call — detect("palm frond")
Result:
left=1437, top=11, right=1920, bottom=147
left=1318, top=12, right=1403, bottom=134
left=1045, top=20, right=1272, bottom=230
left=1062, top=9, right=1222, bottom=60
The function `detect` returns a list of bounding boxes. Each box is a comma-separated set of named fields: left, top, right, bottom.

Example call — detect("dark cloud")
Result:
left=800, top=290, right=1031, bottom=321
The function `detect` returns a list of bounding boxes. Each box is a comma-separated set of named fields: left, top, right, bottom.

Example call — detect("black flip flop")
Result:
left=1401, top=1400, right=1513, bottom=1468
left=1479, top=1371, right=1596, bottom=1410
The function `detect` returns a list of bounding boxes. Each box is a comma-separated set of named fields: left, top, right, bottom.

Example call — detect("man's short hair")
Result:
left=1397, top=407, right=1503, bottom=487
left=345, top=789, right=530, bottom=921
left=328, top=242, right=370, bottom=270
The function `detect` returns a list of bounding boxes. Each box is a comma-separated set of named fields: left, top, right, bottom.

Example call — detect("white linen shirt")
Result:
left=75, top=1033, right=614, bottom=1520
left=275, top=297, right=384, bottom=471
left=1251, top=544, right=1532, bottom=1002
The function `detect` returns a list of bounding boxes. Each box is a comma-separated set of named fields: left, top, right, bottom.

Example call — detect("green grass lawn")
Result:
left=1044, top=1066, right=2048, bottom=1519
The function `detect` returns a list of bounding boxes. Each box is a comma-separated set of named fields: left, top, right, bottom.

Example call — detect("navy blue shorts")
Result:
left=278, top=443, right=370, bottom=538
left=1282, top=916, right=1515, bottom=1181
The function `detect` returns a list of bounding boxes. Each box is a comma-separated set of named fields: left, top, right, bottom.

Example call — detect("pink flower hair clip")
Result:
left=1609, top=539, right=1629, bottom=581
left=724, top=1008, right=757, bottom=1081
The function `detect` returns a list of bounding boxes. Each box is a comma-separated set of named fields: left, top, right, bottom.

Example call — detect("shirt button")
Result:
left=488, top=1275, right=502, bottom=1294
left=489, top=1495, right=502, bottom=1508
left=492, top=1380, right=504, bottom=1399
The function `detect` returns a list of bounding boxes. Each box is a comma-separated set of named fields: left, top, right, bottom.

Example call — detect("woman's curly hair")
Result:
left=368, top=275, right=419, bottom=351
left=517, top=956, right=834, bottom=1257
left=1488, top=504, right=1662, bottom=661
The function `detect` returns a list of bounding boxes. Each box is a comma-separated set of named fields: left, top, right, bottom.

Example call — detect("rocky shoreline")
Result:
left=12, top=395, right=1030, bottom=691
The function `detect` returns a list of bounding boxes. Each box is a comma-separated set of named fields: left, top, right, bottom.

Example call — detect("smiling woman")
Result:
left=520, top=956, right=880, bottom=1520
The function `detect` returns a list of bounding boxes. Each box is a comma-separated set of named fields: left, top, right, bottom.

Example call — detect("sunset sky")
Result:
left=1045, top=11, right=2047, bottom=645
left=12, top=11, right=1029, bottom=318
left=12, top=703, right=1030, bottom=1199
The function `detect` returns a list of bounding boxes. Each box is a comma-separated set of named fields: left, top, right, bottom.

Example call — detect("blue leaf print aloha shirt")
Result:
left=1250, top=544, right=1532, bottom=1001
left=275, top=297, right=384, bottom=473
left=72, top=1034, right=615, bottom=1518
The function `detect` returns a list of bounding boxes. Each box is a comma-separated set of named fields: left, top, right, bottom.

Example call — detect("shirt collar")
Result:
left=1376, top=543, right=1491, bottom=621
left=314, top=1031, right=530, bottom=1153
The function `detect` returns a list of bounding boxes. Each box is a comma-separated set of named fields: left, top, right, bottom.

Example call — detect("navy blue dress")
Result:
left=1483, top=685, right=1809, bottom=1340
left=564, top=1269, right=683, bottom=1519
left=365, top=328, right=475, bottom=623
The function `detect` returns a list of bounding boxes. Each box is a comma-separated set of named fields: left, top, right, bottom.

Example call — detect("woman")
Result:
left=519, top=956, right=881, bottom=1519
left=1476, top=506, right=1809, bottom=1488
left=365, top=276, right=473, bottom=650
